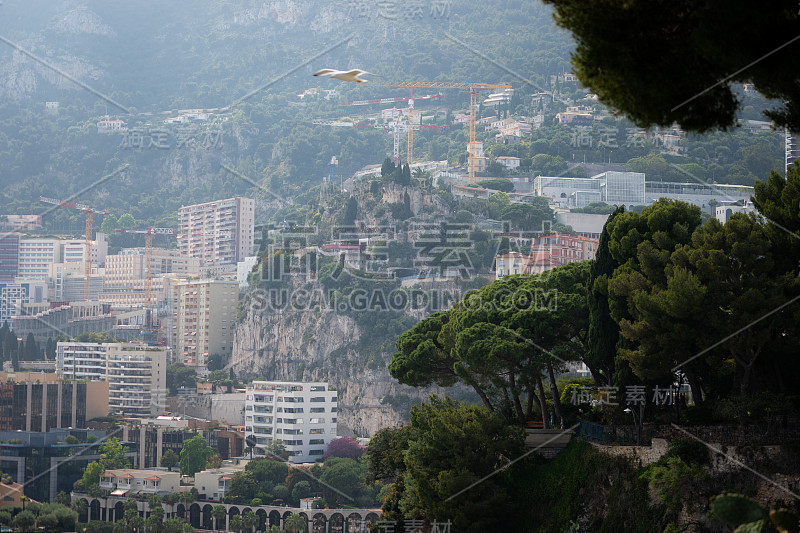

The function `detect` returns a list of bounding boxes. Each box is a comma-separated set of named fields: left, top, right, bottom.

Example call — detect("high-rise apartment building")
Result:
left=176, top=280, right=238, bottom=369
left=245, top=381, right=338, bottom=463
left=56, top=342, right=167, bottom=417
left=179, top=197, right=255, bottom=265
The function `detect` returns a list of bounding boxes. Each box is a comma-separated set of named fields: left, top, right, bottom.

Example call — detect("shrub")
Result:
left=323, top=436, right=365, bottom=461
left=665, top=438, right=710, bottom=466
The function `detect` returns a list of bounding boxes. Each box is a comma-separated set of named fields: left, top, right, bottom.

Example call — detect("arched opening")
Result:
left=255, top=509, right=267, bottom=531
left=280, top=511, right=296, bottom=532
left=90, top=500, right=101, bottom=522
left=189, top=503, right=202, bottom=528
left=329, top=513, right=344, bottom=533
left=312, top=513, right=327, bottom=533
left=269, top=510, right=281, bottom=527
left=228, top=506, right=240, bottom=530
left=202, top=504, right=213, bottom=530
left=78, top=499, right=89, bottom=523
left=113, top=501, right=124, bottom=523
left=364, top=513, right=380, bottom=529
left=176, top=504, right=186, bottom=521
left=347, top=512, right=363, bottom=532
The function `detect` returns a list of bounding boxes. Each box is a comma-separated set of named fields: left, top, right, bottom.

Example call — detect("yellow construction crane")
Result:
left=115, top=227, right=230, bottom=305
left=114, top=228, right=186, bottom=305
left=364, top=82, right=513, bottom=183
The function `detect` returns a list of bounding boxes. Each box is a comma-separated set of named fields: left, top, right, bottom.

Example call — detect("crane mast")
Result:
left=38, top=196, right=110, bottom=301
left=364, top=81, right=512, bottom=183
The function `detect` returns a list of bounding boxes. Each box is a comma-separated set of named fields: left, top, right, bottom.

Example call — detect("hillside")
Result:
left=0, top=0, right=783, bottom=233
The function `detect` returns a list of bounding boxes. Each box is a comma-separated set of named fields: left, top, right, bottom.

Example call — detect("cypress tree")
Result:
left=25, top=333, right=38, bottom=361
left=402, top=164, right=412, bottom=186
left=381, top=157, right=395, bottom=178
left=586, top=206, right=624, bottom=385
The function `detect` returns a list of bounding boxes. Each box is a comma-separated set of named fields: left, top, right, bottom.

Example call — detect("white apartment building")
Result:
left=179, top=197, right=255, bottom=265
left=17, top=238, right=61, bottom=279
left=194, top=465, right=246, bottom=501
left=17, top=234, right=108, bottom=281
left=715, top=201, right=756, bottom=224
left=176, top=280, right=238, bottom=369
left=56, top=342, right=167, bottom=417
left=245, top=381, right=338, bottom=463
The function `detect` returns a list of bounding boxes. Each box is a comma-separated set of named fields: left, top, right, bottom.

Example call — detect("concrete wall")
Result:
left=555, top=212, right=610, bottom=238
left=166, top=392, right=245, bottom=425
left=86, top=381, right=110, bottom=420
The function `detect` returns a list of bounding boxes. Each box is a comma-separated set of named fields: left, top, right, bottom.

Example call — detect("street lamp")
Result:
left=623, top=407, right=642, bottom=445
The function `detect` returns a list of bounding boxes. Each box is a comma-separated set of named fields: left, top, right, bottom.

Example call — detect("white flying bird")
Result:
left=313, top=68, right=372, bottom=83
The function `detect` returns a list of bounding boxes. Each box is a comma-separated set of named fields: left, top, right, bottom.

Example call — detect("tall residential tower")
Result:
left=178, top=197, right=255, bottom=266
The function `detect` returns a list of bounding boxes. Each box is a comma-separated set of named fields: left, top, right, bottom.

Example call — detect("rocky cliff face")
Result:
left=231, top=288, right=451, bottom=436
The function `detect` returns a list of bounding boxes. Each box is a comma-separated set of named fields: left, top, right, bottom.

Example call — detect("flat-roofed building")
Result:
left=194, top=465, right=246, bottom=501
left=0, top=379, right=108, bottom=431
left=0, top=428, right=135, bottom=503
left=536, top=172, right=752, bottom=211
left=245, top=381, right=338, bottom=463
left=176, top=280, right=238, bottom=369
left=179, top=197, right=255, bottom=265
left=644, top=181, right=753, bottom=210
left=57, top=342, right=167, bottom=417
left=17, top=238, right=60, bottom=280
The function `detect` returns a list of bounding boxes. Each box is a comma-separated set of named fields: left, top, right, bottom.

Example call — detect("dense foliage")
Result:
left=543, top=0, right=800, bottom=132
left=221, top=456, right=385, bottom=510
